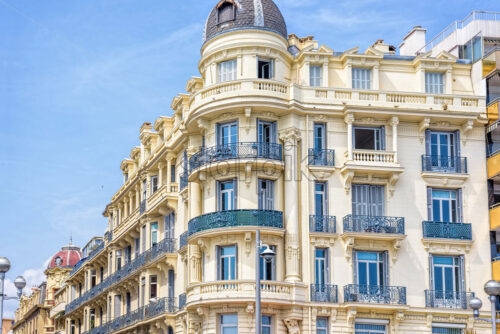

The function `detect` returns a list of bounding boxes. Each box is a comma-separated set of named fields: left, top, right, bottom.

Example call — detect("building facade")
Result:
left=59, top=1, right=494, bottom=333
left=12, top=244, right=81, bottom=334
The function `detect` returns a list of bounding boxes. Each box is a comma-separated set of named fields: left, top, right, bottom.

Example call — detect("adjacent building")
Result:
left=11, top=244, right=81, bottom=334
left=31, top=2, right=499, bottom=334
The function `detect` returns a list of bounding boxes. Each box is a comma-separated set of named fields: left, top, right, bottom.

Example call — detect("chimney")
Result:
left=372, top=40, right=395, bottom=54
left=399, top=26, right=427, bottom=56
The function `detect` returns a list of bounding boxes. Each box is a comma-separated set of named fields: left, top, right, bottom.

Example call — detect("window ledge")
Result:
left=421, top=172, right=469, bottom=187
left=422, top=238, right=473, bottom=255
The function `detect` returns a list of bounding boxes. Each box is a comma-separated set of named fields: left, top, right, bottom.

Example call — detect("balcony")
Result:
left=309, top=215, right=337, bottom=234
left=178, top=293, right=187, bottom=310
left=187, top=280, right=305, bottom=305
left=343, top=215, right=405, bottom=235
left=421, top=155, right=468, bottom=174
left=82, top=298, right=177, bottom=334
left=425, top=290, right=475, bottom=309
left=140, top=199, right=146, bottom=214
left=188, top=210, right=283, bottom=237
left=179, top=173, right=188, bottom=191
left=422, top=221, right=472, bottom=240
left=308, top=149, right=335, bottom=167
left=493, top=257, right=500, bottom=281
left=487, top=99, right=499, bottom=122
left=179, top=231, right=188, bottom=250
left=68, top=240, right=105, bottom=277
left=188, top=142, right=283, bottom=178
left=66, top=238, right=177, bottom=315
left=310, top=284, right=338, bottom=303
left=344, top=284, right=406, bottom=305
left=490, top=204, right=500, bottom=231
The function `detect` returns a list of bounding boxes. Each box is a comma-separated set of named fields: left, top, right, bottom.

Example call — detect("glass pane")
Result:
left=434, top=267, right=443, bottom=291
left=434, top=256, right=453, bottom=265
left=222, top=246, right=236, bottom=256
left=221, top=314, right=238, bottom=324
left=262, top=316, right=271, bottom=325
left=358, top=252, right=378, bottom=261
left=442, top=201, right=450, bottom=222
left=369, top=262, right=378, bottom=285
left=444, top=267, right=454, bottom=292
left=358, top=262, right=367, bottom=285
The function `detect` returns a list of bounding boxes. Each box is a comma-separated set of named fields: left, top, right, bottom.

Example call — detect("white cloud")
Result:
left=2, top=258, right=50, bottom=319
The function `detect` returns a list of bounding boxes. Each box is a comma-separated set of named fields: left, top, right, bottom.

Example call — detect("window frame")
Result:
left=260, top=245, right=276, bottom=281
left=316, top=317, right=329, bottom=334
left=310, top=65, right=323, bottom=87
left=150, top=275, right=158, bottom=299
left=218, top=59, right=237, bottom=83
left=218, top=179, right=238, bottom=211
left=220, top=314, right=238, bottom=334
left=314, top=247, right=329, bottom=285
left=216, top=1, right=236, bottom=24
left=258, top=57, right=274, bottom=79
left=352, top=67, right=372, bottom=90
left=314, top=182, right=328, bottom=217
left=217, top=245, right=238, bottom=280
left=262, top=315, right=273, bottom=334
left=150, top=222, right=159, bottom=247
left=425, top=72, right=445, bottom=94
left=258, top=179, right=274, bottom=211
left=428, top=188, right=462, bottom=223
left=151, top=175, right=158, bottom=194
left=353, top=126, right=385, bottom=151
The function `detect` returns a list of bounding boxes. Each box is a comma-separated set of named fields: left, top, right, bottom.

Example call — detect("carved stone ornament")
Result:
left=283, top=319, right=300, bottom=334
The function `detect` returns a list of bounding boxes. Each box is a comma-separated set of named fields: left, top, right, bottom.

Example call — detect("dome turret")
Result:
left=203, top=0, right=287, bottom=43
left=47, top=244, right=81, bottom=269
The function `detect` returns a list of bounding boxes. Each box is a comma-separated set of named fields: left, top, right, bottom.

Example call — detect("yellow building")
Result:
left=12, top=244, right=81, bottom=334
left=60, top=1, right=495, bottom=333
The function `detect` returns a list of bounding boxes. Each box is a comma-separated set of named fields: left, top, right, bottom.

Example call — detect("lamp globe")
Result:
left=484, top=280, right=500, bottom=297
left=0, top=257, right=11, bottom=274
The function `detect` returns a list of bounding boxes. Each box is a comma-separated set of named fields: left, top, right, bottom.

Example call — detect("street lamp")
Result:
left=255, top=230, right=276, bottom=334
left=0, top=257, right=27, bottom=334
left=469, top=280, right=500, bottom=334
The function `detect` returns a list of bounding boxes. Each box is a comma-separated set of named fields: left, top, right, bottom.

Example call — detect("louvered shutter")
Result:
left=383, top=251, right=389, bottom=286
left=429, top=254, right=435, bottom=290
left=233, top=178, right=238, bottom=210
left=459, top=255, right=465, bottom=293
left=380, top=126, right=386, bottom=151
left=427, top=188, right=433, bottom=221
left=353, top=250, right=358, bottom=284
left=326, top=248, right=331, bottom=284
left=235, top=244, right=238, bottom=280
left=457, top=189, right=463, bottom=223
left=324, top=182, right=329, bottom=216
left=216, top=246, right=221, bottom=280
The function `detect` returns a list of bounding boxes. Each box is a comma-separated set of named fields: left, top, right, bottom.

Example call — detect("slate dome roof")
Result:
left=203, top=0, right=288, bottom=43
left=47, top=244, right=81, bottom=269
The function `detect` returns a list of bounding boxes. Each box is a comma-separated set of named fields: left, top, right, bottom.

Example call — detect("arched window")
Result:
left=217, top=0, right=236, bottom=24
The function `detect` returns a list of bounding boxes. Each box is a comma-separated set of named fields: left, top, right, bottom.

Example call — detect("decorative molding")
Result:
left=419, top=118, right=431, bottom=143
left=422, top=238, right=473, bottom=255
left=461, top=120, right=474, bottom=145
left=308, top=166, right=336, bottom=180
left=310, top=235, right=337, bottom=248
left=421, top=172, right=468, bottom=188
left=283, top=319, right=300, bottom=334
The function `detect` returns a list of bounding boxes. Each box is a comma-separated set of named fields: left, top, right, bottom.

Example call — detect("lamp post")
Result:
left=469, top=280, right=500, bottom=334
left=255, top=230, right=276, bottom=334
left=0, top=257, right=27, bottom=334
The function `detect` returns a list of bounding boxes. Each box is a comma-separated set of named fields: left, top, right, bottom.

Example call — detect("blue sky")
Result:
left=0, top=0, right=498, bottom=317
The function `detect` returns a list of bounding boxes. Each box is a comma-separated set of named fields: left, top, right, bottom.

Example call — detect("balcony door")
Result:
left=258, top=179, right=274, bottom=211
left=430, top=255, right=465, bottom=307
left=428, top=188, right=462, bottom=223
left=164, top=212, right=175, bottom=239
left=257, top=120, right=277, bottom=158
left=168, top=269, right=175, bottom=299
left=353, top=251, right=389, bottom=303
left=426, top=130, right=459, bottom=171
left=217, top=122, right=238, bottom=146
left=352, top=184, right=384, bottom=217
left=218, top=179, right=237, bottom=211
left=353, top=126, right=385, bottom=151
left=314, top=182, right=328, bottom=217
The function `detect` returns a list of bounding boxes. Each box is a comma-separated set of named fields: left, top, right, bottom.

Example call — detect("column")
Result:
left=189, top=245, right=201, bottom=284
left=445, top=69, right=453, bottom=94
left=166, top=157, right=173, bottom=192
left=391, top=116, right=399, bottom=163
left=190, top=182, right=201, bottom=220
left=373, top=65, right=380, bottom=90
left=345, top=114, right=354, bottom=160
left=135, top=186, right=140, bottom=209
left=322, top=61, right=329, bottom=87
left=129, top=195, right=133, bottom=214
left=279, top=128, right=301, bottom=282
left=158, top=162, right=165, bottom=188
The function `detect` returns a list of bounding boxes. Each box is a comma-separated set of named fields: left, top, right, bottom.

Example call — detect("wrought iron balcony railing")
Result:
left=309, top=215, right=337, bottom=233
left=308, top=149, right=335, bottom=167
left=178, top=293, right=187, bottom=310
left=179, top=173, right=188, bottom=191
left=105, top=230, right=112, bottom=243
left=310, top=284, right=338, bottom=303
left=66, top=238, right=177, bottom=314
left=189, top=142, right=283, bottom=173
left=81, top=298, right=177, bottom=334
left=344, top=284, right=406, bottom=305
left=421, top=155, right=468, bottom=173
left=188, top=210, right=283, bottom=236
left=343, top=215, right=405, bottom=234
left=140, top=199, right=147, bottom=214
left=179, top=231, right=188, bottom=250
left=425, top=290, right=475, bottom=309
left=422, top=221, right=472, bottom=240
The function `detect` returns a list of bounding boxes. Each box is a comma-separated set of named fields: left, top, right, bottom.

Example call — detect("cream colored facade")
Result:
left=59, top=2, right=494, bottom=334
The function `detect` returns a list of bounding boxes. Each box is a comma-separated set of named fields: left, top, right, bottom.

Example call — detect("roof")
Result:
left=47, top=244, right=82, bottom=269
left=203, top=0, right=287, bottom=43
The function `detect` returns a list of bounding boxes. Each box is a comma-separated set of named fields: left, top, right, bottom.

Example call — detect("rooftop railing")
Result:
left=66, top=238, right=177, bottom=314
left=310, top=284, right=338, bottom=303
left=344, top=284, right=407, bottom=305
left=188, top=210, right=283, bottom=236
left=421, top=155, right=467, bottom=173
left=422, top=221, right=472, bottom=240
left=189, top=142, right=283, bottom=173
left=425, top=290, right=475, bottom=309
left=309, top=215, right=337, bottom=233
left=343, top=215, right=405, bottom=235
left=308, top=149, right=335, bottom=167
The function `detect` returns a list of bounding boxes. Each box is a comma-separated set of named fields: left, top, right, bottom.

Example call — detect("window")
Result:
left=134, top=238, right=140, bottom=259
left=124, top=173, right=128, bottom=182
left=70, top=320, right=76, bottom=334
left=100, top=267, right=104, bottom=283
left=314, top=123, right=326, bottom=152
left=352, top=68, right=371, bottom=90
left=170, top=165, right=176, bottom=183
left=260, top=246, right=276, bottom=280
left=125, top=245, right=131, bottom=264
left=217, top=121, right=238, bottom=146
left=151, top=175, right=158, bottom=194
left=218, top=59, right=237, bottom=83
left=126, top=292, right=131, bottom=314
left=426, top=72, right=444, bottom=94
left=258, top=179, right=274, bottom=210
left=142, top=179, right=147, bottom=200
left=151, top=222, right=158, bottom=247
left=217, top=1, right=235, bottom=24
left=116, top=250, right=122, bottom=271
left=168, top=270, right=175, bottom=299
left=432, top=327, right=463, bottom=334
left=355, top=251, right=387, bottom=287
left=316, top=317, right=328, bottom=334
left=164, top=212, right=175, bottom=239
left=218, top=179, right=237, bottom=211
left=150, top=275, right=157, bottom=299
left=142, top=225, right=147, bottom=252
left=258, top=120, right=277, bottom=144
left=218, top=245, right=237, bottom=280
left=310, top=65, right=322, bottom=87
left=258, top=58, right=274, bottom=79
left=425, top=130, right=460, bottom=172
left=431, top=255, right=463, bottom=294
left=352, top=184, right=385, bottom=217
left=90, top=270, right=96, bottom=288
left=114, top=294, right=121, bottom=319
left=107, top=296, right=111, bottom=321
left=428, top=188, right=461, bottom=223
left=315, top=248, right=329, bottom=285
left=314, top=182, right=328, bottom=217
left=262, top=315, right=272, bottom=334
left=355, top=323, right=386, bottom=334
left=353, top=126, right=385, bottom=151
left=220, top=314, right=238, bottom=334
left=89, top=309, right=95, bottom=329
